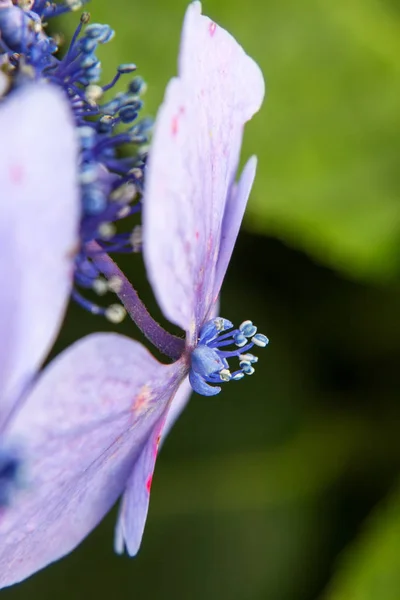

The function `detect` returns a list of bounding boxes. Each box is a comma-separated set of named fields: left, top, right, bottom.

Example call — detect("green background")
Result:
left=4, top=0, right=400, bottom=598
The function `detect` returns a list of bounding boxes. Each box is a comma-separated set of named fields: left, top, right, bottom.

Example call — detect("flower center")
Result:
left=189, top=318, right=269, bottom=396
left=0, top=3, right=150, bottom=320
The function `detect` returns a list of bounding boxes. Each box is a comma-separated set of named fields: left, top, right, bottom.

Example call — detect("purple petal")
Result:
left=213, top=156, right=258, bottom=302
left=114, top=420, right=163, bottom=556
left=161, top=375, right=192, bottom=441
left=115, top=376, right=193, bottom=555
left=143, top=1, right=265, bottom=341
left=0, top=333, right=185, bottom=588
left=0, top=84, right=79, bottom=425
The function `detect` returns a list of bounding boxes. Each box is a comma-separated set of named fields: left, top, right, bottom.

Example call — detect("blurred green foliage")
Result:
left=3, top=1, right=400, bottom=599
left=325, top=479, right=400, bottom=600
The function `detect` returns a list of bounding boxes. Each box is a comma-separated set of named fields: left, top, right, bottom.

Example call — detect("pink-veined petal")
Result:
left=143, top=1, right=264, bottom=342
left=0, top=84, right=79, bottom=424
left=114, top=421, right=163, bottom=556
left=0, top=333, right=185, bottom=588
left=114, top=376, right=191, bottom=556
left=213, top=156, right=258, bottom=302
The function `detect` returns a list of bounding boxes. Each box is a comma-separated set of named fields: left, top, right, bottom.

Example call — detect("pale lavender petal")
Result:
left=213, top=156, right=258, bottom=302
left=161, top=375, right=192, bottom=441
left=0, top=226, right=16, bottom=400
left=114, top=375, right=191, bottom=556
left=0, top=84, right=79, bottom=424
left=0, top=333, right=185, bottom=588
left=114, top=420, right=163, bottom=556
left=143, top=1, right=265, bottom=341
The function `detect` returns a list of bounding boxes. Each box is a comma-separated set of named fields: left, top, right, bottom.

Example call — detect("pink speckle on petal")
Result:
left=209, top=22, right=217, bottom=36
left=195, top=231, right=200, bottom=241
left=9, top=163, right=25, bottom=185
left=171, top=107, right=185, bottom=136
left=146, top=474, right=153, bottom=493
left=171, top=115, right=179, bottom=136
left=132, top=384, right=152, bottom=413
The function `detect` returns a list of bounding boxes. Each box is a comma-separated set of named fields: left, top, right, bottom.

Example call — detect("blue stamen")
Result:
left=189, top=318, right=269, bottom=396
left=0, top=2, right=153, bottom=316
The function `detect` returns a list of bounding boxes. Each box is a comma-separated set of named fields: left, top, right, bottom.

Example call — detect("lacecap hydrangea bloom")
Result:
left=0, top=84, right=79, bottom=508
left=0, top=0, right=267, bottom=588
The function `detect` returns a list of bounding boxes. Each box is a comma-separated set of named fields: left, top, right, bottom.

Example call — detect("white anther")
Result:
left=232, top=372, right=245, bottom=381
left=252, top=334, right=269, bottom=348
left=19, top=61, right=35, bottom=78
left=214, top=317, right=224, bottom=331
left=219, top=369, right=232, bottom=382
left=0, top=72, right=10, bottom=99
left=31, top=20, right=42, bottom=33
left=239, top=353, right=258, bottom=363
left=66, top=0, right=83, bottom=10
left=85, top=84, right=103, bottom=105
left=98, top=222, right=116, bottom=240
left=130, top=225, right=142, bottom=252
left=108, top=276, right=123, bottom=294
left=18, top=0, right=34, bottom=10
left=129, top=167, right=143, bottom=180
left=117, top=206, right=131, bottom=219
left=105, top=304, right=126, bottom=324
left=110, top=182, right=137, bottom=204
left=52, top=33, right=64, bottom=47
left=92, top=278, right=108, bottom=296
left=137, top=145, right=149, bottom=158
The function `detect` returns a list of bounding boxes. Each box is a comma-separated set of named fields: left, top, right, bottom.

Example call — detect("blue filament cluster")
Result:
left=189, top=318, right=269, bottom=396
left=0, top=445, right=20, bottom=507
left=0, top=1, right=150, bottom=317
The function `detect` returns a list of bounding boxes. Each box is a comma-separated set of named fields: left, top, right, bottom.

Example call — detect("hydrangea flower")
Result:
left=0, top=83, right=79, bottom=505
left=0, top=1, right=266, bottom=587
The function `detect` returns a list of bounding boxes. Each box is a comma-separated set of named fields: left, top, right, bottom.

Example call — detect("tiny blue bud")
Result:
left=239, top=320, right=257, bottom=337
left=239, top=353, right=258, bottom=364
left=81, top=55, right=98, bottom=69
left=84, top=23, right=105, bottom=39
left=83, top=188, right=107, bottom=215
left=79, top=165, right=99, bottom=185
left=118, top=63, right=137, bottom=74
left=128, top=76, right=145, bottom=94
left=239, top=361, right=255, bottom=375
left=98, top=25, right=115, bottom=43
left=234, top=332, right=247, bottom=347
left=119, top=106, right=138, bottom=124
left=77, top=126, right=96, bottom=150
left=80, top=37, right=97, bottom=53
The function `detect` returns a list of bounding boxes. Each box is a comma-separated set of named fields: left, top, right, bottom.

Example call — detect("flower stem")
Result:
left=87, top=242, right=185, bottom=360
